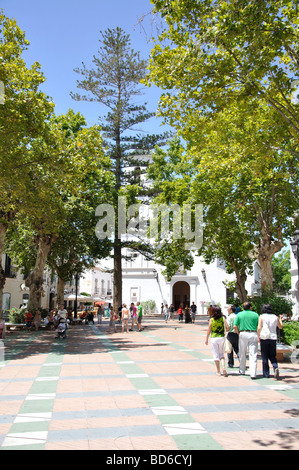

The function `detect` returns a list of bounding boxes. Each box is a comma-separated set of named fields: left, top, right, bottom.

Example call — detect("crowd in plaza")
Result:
left=19, top=298, right=289, bottom=381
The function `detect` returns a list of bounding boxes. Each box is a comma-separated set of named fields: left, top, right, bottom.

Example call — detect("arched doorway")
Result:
left=172, top=281, right=190, bottom=310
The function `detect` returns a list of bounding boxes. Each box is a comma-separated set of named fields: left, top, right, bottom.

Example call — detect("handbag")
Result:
left=223, top=335, right=232, bottom=354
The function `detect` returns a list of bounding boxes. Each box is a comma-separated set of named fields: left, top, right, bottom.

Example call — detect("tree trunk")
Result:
left=113, top=242, right=122, bottom=311
left=257, top=229, right=284, bottom=294
left=56, top=276, right=65, bottom=308
left=25, top=235, right=56, bottom=311
left=229, top=257, right=248, bottom=303
left=0, top=223, right=8, bottom=320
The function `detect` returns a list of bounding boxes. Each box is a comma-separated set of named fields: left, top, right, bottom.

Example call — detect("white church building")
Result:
left=120, top=248, right=260, bottom=314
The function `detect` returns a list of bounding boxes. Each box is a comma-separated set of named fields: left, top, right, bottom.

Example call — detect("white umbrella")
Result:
left=64, top=293, right=93, bottom=302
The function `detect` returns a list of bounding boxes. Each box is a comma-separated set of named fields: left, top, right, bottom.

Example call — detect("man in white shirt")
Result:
left=58, top=305, right=67, bottom=321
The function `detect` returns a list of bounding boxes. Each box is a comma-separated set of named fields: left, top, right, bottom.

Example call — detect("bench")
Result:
left=5, top=323, right=27, bottom=331
left=5, top=323, right=48, bottom=332
left=276, top=344, right=293, bottom=362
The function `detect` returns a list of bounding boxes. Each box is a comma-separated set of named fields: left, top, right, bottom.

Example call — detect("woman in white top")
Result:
left=257, top=304, right=283, bottom=379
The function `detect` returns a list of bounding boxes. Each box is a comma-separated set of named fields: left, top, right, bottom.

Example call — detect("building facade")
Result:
left=120, top=248, right=260, bottom=314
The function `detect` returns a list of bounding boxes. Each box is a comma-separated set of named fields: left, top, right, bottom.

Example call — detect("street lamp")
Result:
left=74, top=273, right=79, bottom=319
left=290, top=229, right=299, bottom=296
left=201, top=268, right=206, bottom=282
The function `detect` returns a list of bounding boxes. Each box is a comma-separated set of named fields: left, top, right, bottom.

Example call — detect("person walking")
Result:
left=97, top=305, right=103, bottom=325
left=205, top=306, right=229, bottom=376
left=190, top=302, right=197, bottom=323
left=163, top=304, right=170, bottom=323
left=137, top=302, right=143, bottom=331
left=184, top=305, right=191, bottom=323
left=226, top=305, right=239, bottom=368
left=233, top=302, right=259, bottom=379
left=177, top=305, right=183, bottom=322
left=257, top=304, right=283, bottom=379
left=130, top=302, right=137, bottom=331
left=107, top=307, right=118, bottom=333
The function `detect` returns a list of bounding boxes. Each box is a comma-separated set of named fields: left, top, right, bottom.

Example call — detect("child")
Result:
left=107, top=308, right=117, bottom=333
left=25, top=310, right=33, bottom=330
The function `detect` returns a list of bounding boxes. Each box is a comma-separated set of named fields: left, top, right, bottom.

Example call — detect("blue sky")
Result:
left=1, top=0, right=166, bottom=132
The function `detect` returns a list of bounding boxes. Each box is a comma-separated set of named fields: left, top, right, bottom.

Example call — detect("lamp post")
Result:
left=290, top=229, right=299, bottom=313
left=201, top=268, right=213, bottom=304
left=74, top=273, right=79, bottom=319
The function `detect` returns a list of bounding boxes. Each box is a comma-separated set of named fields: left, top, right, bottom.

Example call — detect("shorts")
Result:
left=137, top=316, right=142, bottom=324
left=211, top=336, right=225, bottom=361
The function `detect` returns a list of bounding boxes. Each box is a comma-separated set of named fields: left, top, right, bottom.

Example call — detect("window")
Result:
left=101, top=279, right=105, bottom=295
left=2, top=293, right=11, bottom=311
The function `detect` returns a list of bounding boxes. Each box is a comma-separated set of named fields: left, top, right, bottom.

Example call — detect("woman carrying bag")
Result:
left=205, top=306, right=229, bottom=376
left=257, top=304, right=283, bottom=379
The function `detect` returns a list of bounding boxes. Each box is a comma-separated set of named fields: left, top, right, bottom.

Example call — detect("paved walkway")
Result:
left=0, top=316, right=298, bottom=451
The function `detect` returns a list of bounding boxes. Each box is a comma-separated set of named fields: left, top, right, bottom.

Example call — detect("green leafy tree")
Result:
left=145, top=0, right=299, bottom=294
left=148, top=138, right=253, bottom=301
left=272, top=249, right=292, bottom=294
left=148, top=0, right=299, bottom=136
left=7, top=110, right=111, bottom=311
left=46, top=113, right=113, bottom=307
left=0, top=12, right=54, bottom=318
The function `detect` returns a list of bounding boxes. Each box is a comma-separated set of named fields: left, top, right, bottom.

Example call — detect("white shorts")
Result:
left=211, top=337, right=225, bottom=360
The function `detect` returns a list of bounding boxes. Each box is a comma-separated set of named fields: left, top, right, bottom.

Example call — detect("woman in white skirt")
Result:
left=205, top=306, right=229, bottom=376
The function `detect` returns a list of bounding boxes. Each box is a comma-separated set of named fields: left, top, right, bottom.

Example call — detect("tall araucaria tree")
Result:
left=71, top=27, right=168, bottom=310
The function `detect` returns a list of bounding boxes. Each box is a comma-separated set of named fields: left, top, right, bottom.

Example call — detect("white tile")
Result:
left=126, top=374, right=149, bottom=378
left=14, top=412, right=52, bottom=423
left=25, top=393, right=55, bottom=400
left=2, top=431, right=48, bottom=447
left=42, top=362, right=62, bottom=366
left=163, top=422, right=206, bottom=436
left=139, top=389, right=167, bottom=395
left=151, top=406, right=188, bottom=416
left=35, top=377, right=59, bottom=381
left=116, top=361, right=134, bottom=364
left=266, top=384, right=293, bottom=391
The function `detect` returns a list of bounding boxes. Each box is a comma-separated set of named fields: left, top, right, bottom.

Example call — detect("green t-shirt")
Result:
left=137, top=305, right=142, bottom=317
left=211, top=317, right=225, bottom=338
left=233, top=310, right=259, bottom=331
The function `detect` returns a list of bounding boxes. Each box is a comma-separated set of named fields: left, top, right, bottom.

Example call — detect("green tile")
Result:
left=143, top=394, right=178, bottom=407
left=281, top=389, right=299, bottom=400
left=8, top=420, right=49, bottom=434
left=130, top=377, right=158, bottom=389
left=118, top=364, right=143, bottom=375
left=173, top=433, right=223, bottom=450
left=29, top=382, right=58, bottom=394
left=19, top=399, right=55, bottom=414
left=158, top=414, right=196, bottom=425
left=38, top=366, right=61, bottom=376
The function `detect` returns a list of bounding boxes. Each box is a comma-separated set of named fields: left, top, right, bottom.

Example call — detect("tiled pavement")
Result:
left=0, top=316, right=298, bottom=451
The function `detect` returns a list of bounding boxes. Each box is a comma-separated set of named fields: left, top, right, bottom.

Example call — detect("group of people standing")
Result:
left=99, top=302, right=143, bottom=334
left=162, top=302, right=197, bottom=323
left=205, top=302, right=283, bottom=379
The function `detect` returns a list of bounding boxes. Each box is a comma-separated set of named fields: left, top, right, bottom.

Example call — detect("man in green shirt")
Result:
left=234, top=302, right=259, bottom=379
left=137, top=302, right=143, bottom=331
